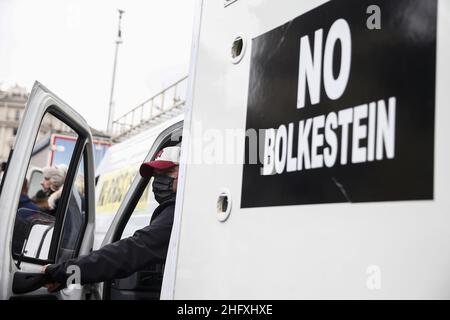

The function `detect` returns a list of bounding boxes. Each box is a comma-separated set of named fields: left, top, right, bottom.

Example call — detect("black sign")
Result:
left=241, top=0, right=437, bottom=208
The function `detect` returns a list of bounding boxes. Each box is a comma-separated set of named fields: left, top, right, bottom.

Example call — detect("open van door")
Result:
left=0, top=82, right=96, bottom=300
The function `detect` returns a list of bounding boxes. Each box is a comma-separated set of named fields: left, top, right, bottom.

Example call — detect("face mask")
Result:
left=152, top=174, right=176, bottom=204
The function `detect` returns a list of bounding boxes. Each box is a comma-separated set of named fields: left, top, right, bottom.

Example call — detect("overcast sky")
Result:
left=0, top=0, right=196, bottom=131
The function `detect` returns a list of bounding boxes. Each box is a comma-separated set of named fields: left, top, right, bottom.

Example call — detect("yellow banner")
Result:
left=96, top=166, right=150, bottom=214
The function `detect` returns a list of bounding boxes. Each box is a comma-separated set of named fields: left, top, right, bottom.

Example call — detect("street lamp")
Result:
left=107, top=9, right=125, bottom=135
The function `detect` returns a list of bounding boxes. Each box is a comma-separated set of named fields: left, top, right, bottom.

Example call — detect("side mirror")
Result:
left=12, top=209, right=55, bottom=260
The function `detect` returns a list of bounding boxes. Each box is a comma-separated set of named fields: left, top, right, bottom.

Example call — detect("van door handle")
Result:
left=12, top=272, right=50, bottom=294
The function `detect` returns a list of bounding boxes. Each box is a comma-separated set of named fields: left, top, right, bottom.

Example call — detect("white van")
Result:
left=0, top=0, right=449, bottom=300
left=162, top=0, right=450, bottom=299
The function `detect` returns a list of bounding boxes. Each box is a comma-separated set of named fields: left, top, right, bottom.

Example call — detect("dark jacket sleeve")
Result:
left=46, top=204, right=174, bottom=285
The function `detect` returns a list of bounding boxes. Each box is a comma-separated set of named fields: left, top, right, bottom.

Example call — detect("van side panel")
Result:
left=174, top=0, right=450, bottom=298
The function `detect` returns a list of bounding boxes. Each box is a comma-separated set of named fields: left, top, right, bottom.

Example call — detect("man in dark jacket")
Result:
left=43, top=146, right=181, bottom=291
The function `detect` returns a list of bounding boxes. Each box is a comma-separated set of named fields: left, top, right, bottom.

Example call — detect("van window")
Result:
left=120, top=182, right=157, bottom=239
left=11, top=112, right=86, bottom=264
left=94, top=166, right=141, bottom=249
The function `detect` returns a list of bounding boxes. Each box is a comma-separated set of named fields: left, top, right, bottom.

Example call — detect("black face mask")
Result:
left=152, top=174, right=176, bottom=204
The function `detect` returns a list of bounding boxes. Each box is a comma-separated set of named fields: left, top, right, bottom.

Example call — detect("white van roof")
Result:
left=96, top=114, right=183, bottom=177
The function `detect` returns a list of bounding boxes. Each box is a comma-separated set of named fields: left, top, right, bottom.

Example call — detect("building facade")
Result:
left=0, top=84, right=73, bottom=163
left=0, top=85, right=28, bottom=163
